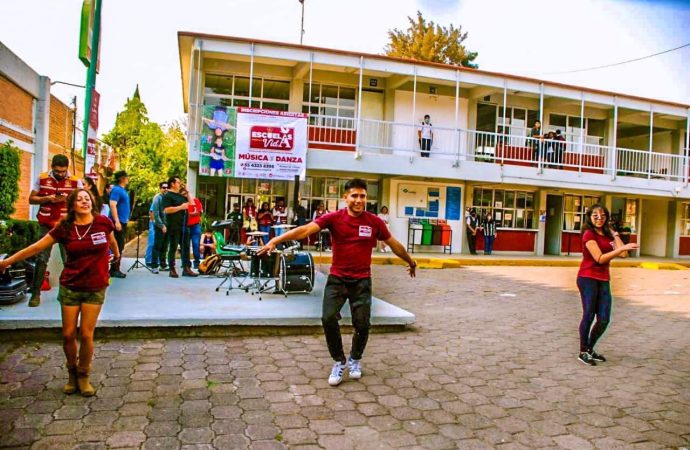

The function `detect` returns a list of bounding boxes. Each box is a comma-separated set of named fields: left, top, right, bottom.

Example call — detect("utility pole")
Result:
left=299, top=0, right=305, bottom=44
left=81, top=0, right=103, bottom=176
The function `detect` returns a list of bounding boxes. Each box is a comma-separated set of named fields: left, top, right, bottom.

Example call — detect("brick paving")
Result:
left=1, top=266, right=689, bottom=449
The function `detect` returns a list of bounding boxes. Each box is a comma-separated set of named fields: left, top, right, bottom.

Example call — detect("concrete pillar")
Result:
left=289, top=79, right=303, bottom=112
left=535, top=189, right=547, bottom=256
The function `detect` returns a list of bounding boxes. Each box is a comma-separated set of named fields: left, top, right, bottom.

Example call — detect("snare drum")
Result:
left=279, top=251, right=314, bottom=293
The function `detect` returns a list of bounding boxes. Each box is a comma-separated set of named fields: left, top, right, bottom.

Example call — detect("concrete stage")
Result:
left=0, top=258, right=415, bottom=331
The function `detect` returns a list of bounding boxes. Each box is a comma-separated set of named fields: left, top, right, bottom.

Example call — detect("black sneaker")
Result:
left=160, top=266, right=170, bottom=272
left=578, top=352, right=597, bottom=366
left=110, top=270, right=127, bottom=279
left=589, top=351, right=606, bottom=362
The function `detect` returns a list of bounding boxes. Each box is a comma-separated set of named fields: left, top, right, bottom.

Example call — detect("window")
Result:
left=563, top=194, right=600, bottom=231
left=198, top=182, right=219, bottom=218
left=300, top=176, right=379, bottom=218
left=471, top=187, right=535, bottom=229
left=302, top=83, right=357, bottom=128
left=204, top=75, right=290, bottom=111
left=611, top=197, right=637, bottom=233
left=682, top=203, right=690, bottom=236
left=547, top=114, right=606, bottom=150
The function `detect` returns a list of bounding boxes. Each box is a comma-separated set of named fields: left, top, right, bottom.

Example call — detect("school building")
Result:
left=177, top=32, right=690, bottom=258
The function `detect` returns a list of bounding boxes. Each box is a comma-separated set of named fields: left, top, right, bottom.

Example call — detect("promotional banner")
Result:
left=234, top=108, right=308, bottom=180
left=84, top=89, right=99, bottom=178
left=78, top=0, right=100, bottom=72
left=199, top=106, right=236, bottom=177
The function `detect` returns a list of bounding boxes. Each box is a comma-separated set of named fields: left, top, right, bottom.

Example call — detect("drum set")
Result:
left=212, top=223, right=315, bottom=300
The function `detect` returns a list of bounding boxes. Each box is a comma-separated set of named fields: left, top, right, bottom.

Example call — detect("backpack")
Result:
left=198, top=254, right=222, bottom=275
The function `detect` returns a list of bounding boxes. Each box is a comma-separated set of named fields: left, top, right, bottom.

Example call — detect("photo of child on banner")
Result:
left=199, top=106, right=236, bottom=177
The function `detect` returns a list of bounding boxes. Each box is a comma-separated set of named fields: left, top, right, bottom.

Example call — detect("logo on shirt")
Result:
left=358, top=226, right=372, bottom=238
left=91, top=232, right=107, bottom=245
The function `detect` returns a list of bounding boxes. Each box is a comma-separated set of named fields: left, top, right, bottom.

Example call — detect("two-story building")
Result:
left=177, top=32, right=690, bottom=258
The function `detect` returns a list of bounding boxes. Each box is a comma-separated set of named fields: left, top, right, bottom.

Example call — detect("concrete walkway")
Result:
left=0, top=258, right=414, bottom=330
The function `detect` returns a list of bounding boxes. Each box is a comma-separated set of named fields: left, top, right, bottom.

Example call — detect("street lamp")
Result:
left=299, top=0, right=305, bottom=45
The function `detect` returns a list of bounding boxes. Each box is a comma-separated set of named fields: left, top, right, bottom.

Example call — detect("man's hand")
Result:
left=115, top=222, right=122, bottom=232
left=161, top=226, right=167, bottom=234
left=179, top=202, right=189, bottom=210
left=257, top=241, right=276, bottom=256
left=407, top=261, right=416, bottom=278
left=48, top=194, right=65, bottom=203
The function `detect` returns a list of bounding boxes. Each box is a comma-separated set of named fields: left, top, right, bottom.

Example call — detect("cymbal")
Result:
left=246, top=231, right=269, bottom=236
left=271, top=224, right=296, bottom=229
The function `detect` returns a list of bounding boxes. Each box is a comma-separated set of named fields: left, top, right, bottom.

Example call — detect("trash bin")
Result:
left=431, top=221, right=442, bottom=245
left=440, top=222, right=452, bottom=247
left=409, top=221, right=423, bottom=245
left=421, top=220, right=433, bottom=246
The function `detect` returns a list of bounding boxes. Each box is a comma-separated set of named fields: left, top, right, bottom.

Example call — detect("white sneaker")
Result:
left=328, top=361, right=347, bottom=386
left=347, top=357, right=362, bottom=379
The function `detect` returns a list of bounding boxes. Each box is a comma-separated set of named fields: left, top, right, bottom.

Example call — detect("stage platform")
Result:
left=0, top=258, right=415, bottom=332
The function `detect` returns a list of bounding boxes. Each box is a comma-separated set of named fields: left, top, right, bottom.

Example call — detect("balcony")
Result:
left=307, top=116, right=690, bottom=191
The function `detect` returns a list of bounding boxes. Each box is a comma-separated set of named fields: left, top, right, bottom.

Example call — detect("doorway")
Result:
left=544, top=194, right=563, bottom=255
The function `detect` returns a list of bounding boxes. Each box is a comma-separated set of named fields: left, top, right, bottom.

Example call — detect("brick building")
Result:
left=0, top=41, right=84, bottom=220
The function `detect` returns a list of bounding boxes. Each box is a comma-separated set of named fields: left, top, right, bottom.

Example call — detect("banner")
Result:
left=199, top=106, right=236, bottom=177
left=84, top=89, right=99, bottom=178
left=234, top=108, right=308, bottom=180
left=78, top=0, right=100, bottom=72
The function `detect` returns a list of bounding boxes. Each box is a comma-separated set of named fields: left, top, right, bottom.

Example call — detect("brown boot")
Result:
left=76, top=366, right=96, bottom=397
left=63, top=365, right=78, bottom=395
left=182, top=267, right=198, bottom=277
left=169, top=268, right=179, bottom=278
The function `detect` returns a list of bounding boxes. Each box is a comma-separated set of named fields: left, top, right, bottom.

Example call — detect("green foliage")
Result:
left=385, top=11, right=478, bottom=68
left=0, top=141, right=21, bottom=220
left=102, top=87, right=187, bottom=204
left=0, top=219, right=41, bottom=255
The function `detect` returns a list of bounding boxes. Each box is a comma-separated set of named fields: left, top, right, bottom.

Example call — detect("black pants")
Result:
left=420, top=138, right=432, bottom=157
left=110, top=222, right=128, bottom=272
left=167, top=227, right=191, bottom=270
left=466, top=232, right=477, bottom=255
left=577, top=276, right=612, bottom=353
left=322, top=275, right=372, bottom=361
left=151, top=226, right=169, bottom=268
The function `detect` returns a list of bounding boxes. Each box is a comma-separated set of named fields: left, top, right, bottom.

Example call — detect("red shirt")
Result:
left=49, top=215, right=114, bottom=291
left=577, top=229, right=614, bottom=281
left=187, top=198, right=203, bottom=227
left=257, top=210, right=273, bottom=226
left=315, top=209, right=391, bottom=279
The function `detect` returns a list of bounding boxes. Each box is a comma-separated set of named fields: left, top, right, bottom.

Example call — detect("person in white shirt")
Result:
left=418, top=114, right=433, bottom=158
left=377, top=206, right=391, bottom=252
left=271, top=198, right=288, bottom=236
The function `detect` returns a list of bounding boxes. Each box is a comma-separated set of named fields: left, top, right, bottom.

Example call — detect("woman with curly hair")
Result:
left=0, top=189, right=119, bottom=396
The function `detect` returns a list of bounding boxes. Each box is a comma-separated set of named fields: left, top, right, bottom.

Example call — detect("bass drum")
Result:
left=279, top=251, right=314, bottom=293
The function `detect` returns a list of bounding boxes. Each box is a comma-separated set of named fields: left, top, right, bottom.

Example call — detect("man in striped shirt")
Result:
left=481, top=211, right=498, bottom=255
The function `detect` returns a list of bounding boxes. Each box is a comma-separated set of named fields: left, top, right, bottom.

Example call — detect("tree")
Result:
left=385, top=11, right=478, bottom=68
left=102, top=87, right=188, bottom=204
left=0, top=141, right=21, bottom=220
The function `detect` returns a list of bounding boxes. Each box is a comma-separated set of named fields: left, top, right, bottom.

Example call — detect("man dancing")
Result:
left=259, top=178, right=416, bottom=386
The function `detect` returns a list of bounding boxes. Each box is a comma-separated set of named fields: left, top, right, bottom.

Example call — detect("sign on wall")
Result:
left=234, top=108, right=308, bottom=180
left=199, top=106, right=237, bottom=178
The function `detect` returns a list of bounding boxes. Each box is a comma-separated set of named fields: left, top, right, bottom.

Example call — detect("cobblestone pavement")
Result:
left=1, top=266, right=689, bottom=449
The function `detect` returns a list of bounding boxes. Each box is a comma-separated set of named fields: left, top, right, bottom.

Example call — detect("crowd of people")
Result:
left=529, top=120, right=568, bottom=167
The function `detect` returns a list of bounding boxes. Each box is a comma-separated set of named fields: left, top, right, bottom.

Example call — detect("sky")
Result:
left=1, top=0, right=688, bottom=142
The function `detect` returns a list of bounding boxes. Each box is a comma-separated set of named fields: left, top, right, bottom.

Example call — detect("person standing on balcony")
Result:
left=257, top=178, right=416, bottom=387
left=554, top=129, right=566, bottom=168
left=466, top=208, right=480, bottom=255
left=576, top=204, right=638, bottom=366
left=418, top=114, right=433, bottom=158
left=529, top=120, right=543, bottom=164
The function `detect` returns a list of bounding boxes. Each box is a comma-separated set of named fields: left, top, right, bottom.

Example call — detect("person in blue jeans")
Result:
left=146, top=183, right=168, bottom=266
left=481, top=211, right=497, bottom=255
left=257, top=202, right=273, bottom=245
left=576, top=204, right=638, bottom=366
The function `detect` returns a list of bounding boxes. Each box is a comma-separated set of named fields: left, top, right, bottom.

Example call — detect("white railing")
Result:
left=309, top=115, right=689, bottom=182
left=307, top=114, right=356, bottom=148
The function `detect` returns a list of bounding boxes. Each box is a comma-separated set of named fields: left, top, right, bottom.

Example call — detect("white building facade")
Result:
left=178, top=32, right=690, bottom=258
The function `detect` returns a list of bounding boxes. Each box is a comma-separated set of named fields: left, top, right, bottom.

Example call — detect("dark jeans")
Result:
left=577, top=276, right=612, bottom=353
left=151, top=226, right=169, bottom=268
left=322, top=275, right=372, bottom=361
left=532, top=143, right=542, bottom=162
left=167, top=227, right=191, bottom=270
left=466, top=232, right=477, bottom=255
left=420, top=138, right=432, bottom=157
left=188, top=223, right=202, bottom=267
left=31, top=225, right=65, bottom=296
left=483, top=235, right=495, bottom=255
left=110, top=222, right=127, bottom=273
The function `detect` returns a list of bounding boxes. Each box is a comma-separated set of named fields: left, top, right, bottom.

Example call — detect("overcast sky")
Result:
left=1, top=0, right=688, bottom=140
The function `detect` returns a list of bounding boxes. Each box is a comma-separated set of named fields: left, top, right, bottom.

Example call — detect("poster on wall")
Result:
left=397, top=184, right=428, bottom=217
left=445, top=187, right=461, bottom=220
left=199, top=106, right=236, bottom=177
left=234, top=108, right=308, bottom=180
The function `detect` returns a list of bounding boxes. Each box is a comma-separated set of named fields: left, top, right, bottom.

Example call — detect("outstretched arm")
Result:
left=258, top=222, right=321, bottom=255
left=0, top=234, right=56, bottom=273
left=383, top=237, right=416, bottom=277
left=585, top=240, right=638, bottom=265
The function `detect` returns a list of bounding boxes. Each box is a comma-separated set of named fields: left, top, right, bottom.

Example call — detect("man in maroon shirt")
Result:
left=259, top=179, right=416, bottom=386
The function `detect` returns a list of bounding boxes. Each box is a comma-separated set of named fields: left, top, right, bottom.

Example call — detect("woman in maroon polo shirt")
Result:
left=576, top=204, right=638, bottom=366
left=0, top=189, right=120, bottom=396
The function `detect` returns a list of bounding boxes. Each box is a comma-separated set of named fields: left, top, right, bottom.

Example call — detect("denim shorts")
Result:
left=57, top=285, right=106, bottom=306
